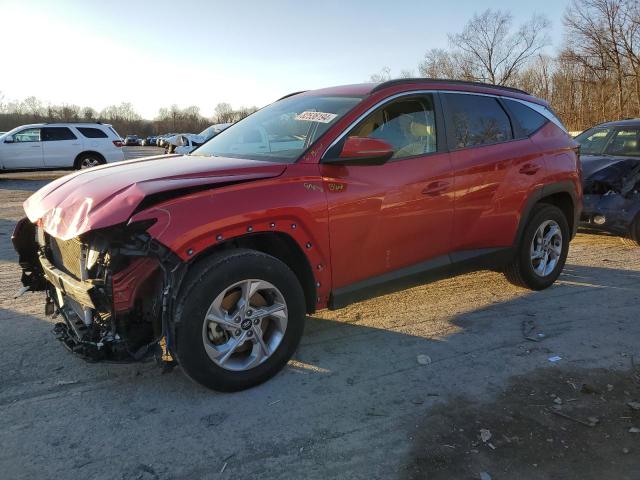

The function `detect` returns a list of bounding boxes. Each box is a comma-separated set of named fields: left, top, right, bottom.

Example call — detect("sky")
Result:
left=1, top=0, right=569, bottom=119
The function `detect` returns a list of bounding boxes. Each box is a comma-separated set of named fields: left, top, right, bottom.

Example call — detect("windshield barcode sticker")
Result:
left=295, top=111, right=338, bottom=123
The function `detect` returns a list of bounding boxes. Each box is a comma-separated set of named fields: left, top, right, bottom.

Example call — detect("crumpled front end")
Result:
left=12, top=217, right=184, bottom=362
left=580, top=159, right=640, bottom=236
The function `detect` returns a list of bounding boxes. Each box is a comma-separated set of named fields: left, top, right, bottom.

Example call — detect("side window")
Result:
left=503, top=99, right=548, bottom=137
left=348, top=95, right=437, bottom=159
left=77, top=127, right=108, bottom=138
left=605, top=129, right=640, bottom=156
left=444, top=93, right=513, bottom=149
left=14, top=128, right=41, bottom=142
left=574, top=127, right=613, bottom=155
left=42, top=127, right=77, bottom=141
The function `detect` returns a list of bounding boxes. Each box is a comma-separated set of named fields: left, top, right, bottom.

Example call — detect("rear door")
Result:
left=321, top=93, right=454, bottom=290
left=42, top=127, right=81, bottom=167
left=1, top=128, right=44, bottom=169
left=442, top=93, right=546, bottom=252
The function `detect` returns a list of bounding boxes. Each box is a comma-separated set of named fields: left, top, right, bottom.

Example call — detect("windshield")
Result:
left=193, top=95, right=363, bottom=162
left=575, top=127, right=613, bottom=155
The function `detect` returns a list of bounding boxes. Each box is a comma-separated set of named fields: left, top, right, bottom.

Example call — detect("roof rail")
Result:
left=370, top=78, right=530, bottom=96
left=277, top=90, right=308, bottom=101
left=44, top=121, right=103, bottom=125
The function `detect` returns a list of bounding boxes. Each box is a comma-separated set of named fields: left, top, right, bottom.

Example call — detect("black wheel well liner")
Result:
left=74, top=151, right=106, bottom=168
left=187, top=232, right=317, bottom=314
left=516, top=181, right=579, bottom=246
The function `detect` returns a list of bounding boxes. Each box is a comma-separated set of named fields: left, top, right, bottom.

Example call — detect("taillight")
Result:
left=113, top=140, right=123, bottom=148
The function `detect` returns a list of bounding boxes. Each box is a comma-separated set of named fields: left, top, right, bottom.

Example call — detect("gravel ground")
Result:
left=1, top=149, right=639, bottom=479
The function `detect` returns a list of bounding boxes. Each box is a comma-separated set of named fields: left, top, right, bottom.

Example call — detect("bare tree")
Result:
left=369, top=66, right=392, bottom=82
left=565, top=0, right=628, bottom=118
left=213, top=102, right=235, bottom=123
left=450, top=9, right=551, bottom=85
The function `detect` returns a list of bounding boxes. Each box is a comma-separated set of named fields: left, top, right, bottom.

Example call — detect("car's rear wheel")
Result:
left=504, top=204, right=570, bottom=290
left=174, top=249, right=306, bottom=391
left=76, top=153, right=105, bottom=169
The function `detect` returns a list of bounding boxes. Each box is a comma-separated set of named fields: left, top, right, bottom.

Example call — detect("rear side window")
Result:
left=503, top=99, right=548, bottom=137
left=77, top=127, right=108, bottom=138
left=42, top=127, right=77, bottom=141
left=443, top=93, right=512, bottom=149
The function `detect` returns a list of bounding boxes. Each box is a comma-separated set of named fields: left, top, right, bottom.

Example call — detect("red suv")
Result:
left=13, top=79, right=581, bottom=391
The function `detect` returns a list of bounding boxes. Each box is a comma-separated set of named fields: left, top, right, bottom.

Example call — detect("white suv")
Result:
left=0, top=123, right=125, bottom=171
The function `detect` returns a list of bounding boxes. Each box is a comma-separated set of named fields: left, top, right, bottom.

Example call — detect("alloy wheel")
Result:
left=80, top=157, right=100, bottom=169
left=530, top=219, right=563, bottom=277
left=201, top=279, right=288, bottom=371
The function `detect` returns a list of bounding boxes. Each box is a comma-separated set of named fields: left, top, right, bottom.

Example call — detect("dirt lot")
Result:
left=1, top=149, right=639, bottom=479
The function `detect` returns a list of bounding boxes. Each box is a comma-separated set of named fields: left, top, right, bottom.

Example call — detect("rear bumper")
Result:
left=105, top=149, right=126, bottom=163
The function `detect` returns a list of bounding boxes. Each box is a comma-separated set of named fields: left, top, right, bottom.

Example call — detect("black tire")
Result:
left=75, top=153, right=105, bottom=170
left=174, top=249, right=306, bottom=392
left=504, top=204, right=570, bottom=290
left=621, top=215, right=640, bottom=247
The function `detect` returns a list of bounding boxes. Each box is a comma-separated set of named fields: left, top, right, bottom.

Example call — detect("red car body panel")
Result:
left=128, top=163, right=334, bottom=308
left=320, top=151, right=454, bottom=289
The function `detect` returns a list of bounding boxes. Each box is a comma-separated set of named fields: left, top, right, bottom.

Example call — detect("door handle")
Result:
left=519, top=163, right=540, bottom=175
left=422, top=181, right=449, bottom=196
left=31, top=144, right=41, bottom=148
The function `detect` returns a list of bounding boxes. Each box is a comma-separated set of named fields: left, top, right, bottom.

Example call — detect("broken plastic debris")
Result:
left=548, top=356, right=562, bottom=362
left=480, top=472, right=492, bottom=480
left=480, top=429, right=492, bottom=443
left=417, top=354, right=432, bottom=366
left=629, top=427, right=640, bottom=433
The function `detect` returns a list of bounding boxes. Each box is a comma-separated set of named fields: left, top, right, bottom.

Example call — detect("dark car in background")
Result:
left=576, top=119, right=640, bottom=245
left=124, top=135, right=140, bottom=146
left=141, top=136, right=157, bottom=146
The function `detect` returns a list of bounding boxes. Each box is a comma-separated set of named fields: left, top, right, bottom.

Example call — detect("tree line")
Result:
left=373, top=0, right=640, bottom=132
left=0, top=95, right=258, bottom=137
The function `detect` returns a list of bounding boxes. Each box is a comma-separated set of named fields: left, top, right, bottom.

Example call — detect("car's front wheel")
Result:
left=174, top=249, right=306, bottom=391
left=504, top=203, right=570, bottom=290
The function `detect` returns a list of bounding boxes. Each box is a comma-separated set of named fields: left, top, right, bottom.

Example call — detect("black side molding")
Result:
left=329, top=247, right=513, bottom=310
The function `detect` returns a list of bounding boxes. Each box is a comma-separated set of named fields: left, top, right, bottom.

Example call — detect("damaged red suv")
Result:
left=13, top=79, right=581, bottom=391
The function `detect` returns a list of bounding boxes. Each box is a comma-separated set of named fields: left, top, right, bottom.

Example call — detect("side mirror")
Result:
left=4, top=135, right=14, bottom=143
left=324, top=137, right=394, bottom=166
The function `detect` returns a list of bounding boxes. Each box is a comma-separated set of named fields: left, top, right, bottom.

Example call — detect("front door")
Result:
left=320, top=94, right=454, bottom=291
left=1, top=128, right=44, bottom=169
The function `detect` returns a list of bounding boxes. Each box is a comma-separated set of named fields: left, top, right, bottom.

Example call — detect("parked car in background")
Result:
left=173, top=123, right=232, bottom=155
left=13, top=79, right=581, bottom=391
left=156, top=134, right=170, bottom=148
left=163, top=133, right=193, bottom=154
left=124, top=135, right=141, bottom=146
left=141, top=136, right=156, bottom=146
left=0, top=122, right=124, bottom=170
left=576, top=119, right=640, bottom=245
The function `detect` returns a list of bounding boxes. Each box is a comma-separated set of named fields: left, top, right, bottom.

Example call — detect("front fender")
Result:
left=128, top=164, right=332, bottom=306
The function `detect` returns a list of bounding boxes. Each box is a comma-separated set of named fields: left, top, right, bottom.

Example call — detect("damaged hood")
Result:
left=24, top=154, right=287, bottom=240
left=581, top=154, right=640, bottom=179
left=581, top=155, right=640, bottom=196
